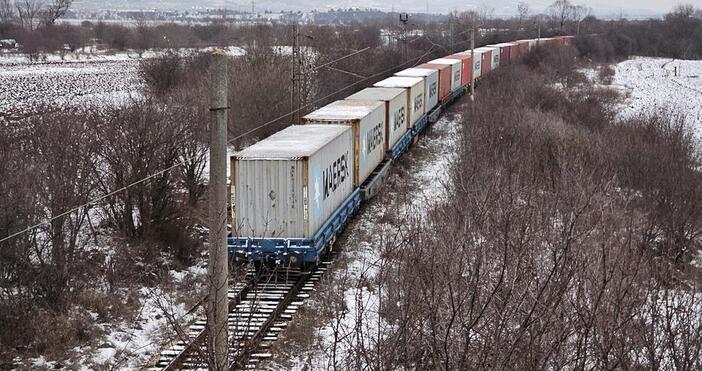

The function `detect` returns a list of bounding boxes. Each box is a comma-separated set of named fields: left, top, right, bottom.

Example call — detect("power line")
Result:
left=0, top=45, right=439, bottom=245
left=0, top=162, right=183, bottom=244
left=228, top=44, right=438, bottom=144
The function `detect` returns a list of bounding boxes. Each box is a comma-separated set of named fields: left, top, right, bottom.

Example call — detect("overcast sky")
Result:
left=74, top=0, right=700, bottom=18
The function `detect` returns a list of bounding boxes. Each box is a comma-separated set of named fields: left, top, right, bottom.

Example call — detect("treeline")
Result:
left=583, top=4, right=702, bottom=60
left=0, top=21, right=240, bottom=54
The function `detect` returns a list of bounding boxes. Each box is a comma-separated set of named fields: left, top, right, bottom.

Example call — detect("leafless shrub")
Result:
left=327, top=49, right=702, bottom=370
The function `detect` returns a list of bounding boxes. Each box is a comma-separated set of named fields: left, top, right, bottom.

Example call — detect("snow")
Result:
left=23, top=263, right=207, bottom=370
left=613, top=57, right=702, bottom=138
left=0, top=47, right=245, bottom=117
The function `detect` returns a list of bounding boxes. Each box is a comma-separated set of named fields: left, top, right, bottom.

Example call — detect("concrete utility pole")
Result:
left=470, top=27, right=475, bottom=101
left=208, top=50, right=229, bottom=371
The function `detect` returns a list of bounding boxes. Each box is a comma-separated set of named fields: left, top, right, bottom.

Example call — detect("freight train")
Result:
left=228, top=35, right=575, bottom=269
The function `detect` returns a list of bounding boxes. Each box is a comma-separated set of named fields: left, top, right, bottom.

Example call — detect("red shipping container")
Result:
left=498, top=45, right=511, bottom=66
left=489, top=43, right=517, bottom=65
left=516, top=41, right=529, bottom=57
left=417, top=63, right=452, bottom=102
left=510, top=43, right=521, bottom=62
left=478, top=50, right=492, bottom=76
left=445, top=54, right=472, bottom=87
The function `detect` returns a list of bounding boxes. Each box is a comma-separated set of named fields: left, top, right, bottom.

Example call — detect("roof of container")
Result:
left=374, top=76, right=424, bottom=88
left=473, top=47, right=494, bottom=52
left=346, top=87, right=405, bottom=102
left=428, top=58, right=462, bottom=65
left=235, top=124, right=350, bottom=159
left=395, top=68, right=437, bottom=77
left=303, top=99, right=384, bottom=121
left=490, top=42, right=519, bottom=47
left=417, top=63, right=450, bottom=71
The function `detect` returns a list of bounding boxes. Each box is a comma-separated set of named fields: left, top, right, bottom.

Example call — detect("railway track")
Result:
left=149, top=256, right=335, bottom=370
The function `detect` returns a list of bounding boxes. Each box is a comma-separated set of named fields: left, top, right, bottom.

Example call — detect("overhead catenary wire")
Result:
left=0, top=43, right=440, bottom=246
left=0, top=162, right=183, bottom=244
left=228, top=44, right=439, bottom=144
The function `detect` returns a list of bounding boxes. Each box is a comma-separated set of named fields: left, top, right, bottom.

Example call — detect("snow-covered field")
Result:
left=613, top=57, right=702, bottom=137
left=0, top=47, right=245, bottom=117
left=0, top=59, right=142, bottom=115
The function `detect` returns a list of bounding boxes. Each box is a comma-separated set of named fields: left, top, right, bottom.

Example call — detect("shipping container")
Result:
left=526, top=39, right=537, bottom=51
left=345, top=87, right=408, bottom=154
left=232, top=124, right=354, bottom=239
left=427, top=58, right=463, bottom=91
left=457, top=50, right=484, bottom=80
left=417, top=63, right=452, bottom=102
left=302, top=100, right=386, bottom=187
left=488, top=43, right=515, bottom=66
left=373, top=76, right=426, bottom=129
left=485, top=46, right=500, bottom=69
left=472, top=48, right=493, bottom=75
left=394, top=67, right=439, bottom=113
left=515, top=40, right=529, bottom=56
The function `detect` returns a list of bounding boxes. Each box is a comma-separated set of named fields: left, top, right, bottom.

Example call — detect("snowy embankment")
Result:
left=613, top=57, right=702, bottom=137
left=275, top=112, right=461, bottom=370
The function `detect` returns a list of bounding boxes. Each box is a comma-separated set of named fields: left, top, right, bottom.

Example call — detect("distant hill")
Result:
left=71, top=0, right=664, bottom=19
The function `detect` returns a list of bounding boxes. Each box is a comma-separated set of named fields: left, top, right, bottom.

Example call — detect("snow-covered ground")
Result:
left=0, top=46, right=245, bottom=117
left=613, top=57, right=702, bottom=138
left=25, top=264, right=207, bottom=370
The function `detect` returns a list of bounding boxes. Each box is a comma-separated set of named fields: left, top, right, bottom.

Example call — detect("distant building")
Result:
left=0, top=39, right=17, bottom=49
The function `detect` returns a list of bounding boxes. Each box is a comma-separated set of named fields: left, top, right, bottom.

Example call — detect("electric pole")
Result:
left=470, top=26, right=475, bottom=101
left=291, top=23, right=299, bottom=123
left=208, top=50, right=229, bottom=371
left=449, top=14, right=454, bottom=53
left=400, top=13, right=409, bottom=61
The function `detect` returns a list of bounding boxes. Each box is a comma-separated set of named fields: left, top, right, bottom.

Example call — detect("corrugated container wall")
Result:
left=442, top=55, right=471, bottom=88
left=459, top=51, right=482, bottom=80
left=345, top=87, right=408, bottom=154
left=395, top=67, right=439, bottom=112
left=428, top=58, right=463, bottom=91
left=471, top=48, right=492, bottom=75
left=417, top=63, right=452, bottom=102
left=488, top=44, right=512, bottom=66
left=302, top=100, right=386, bottom=187
left=487, top=46, right=500, bottom=69
left=373, top=76, right=426, bottom=129
left=232, top=125, right=354, bottom=239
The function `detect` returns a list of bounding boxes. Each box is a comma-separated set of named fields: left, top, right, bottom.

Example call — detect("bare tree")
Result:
left=572, top=5, right=592, bottom=34
left=517, top=2, right=530, bottom=29
left=41, top=0, right=72, bottom=26
left=549, top=0, right=574, bottom=33
left=16, top=0, right=41, bottom=30
left=0, top=0, right=15, bottom=23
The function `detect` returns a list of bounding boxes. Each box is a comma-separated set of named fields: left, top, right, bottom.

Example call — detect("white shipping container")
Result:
left=302, top=100, right=386, bottom=187
left=479, top=46, right=500, bottom=69
left=232, top=125, right=354, bottom=239
left=464, top=50, right=484, bottom=78
left=428, top=58, right=462, bottom=92
left=345, top=87, right=408, bottom=153
left=394, top=67, right=439, bottom=113
left=373, top=76, right=426, bottom=128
